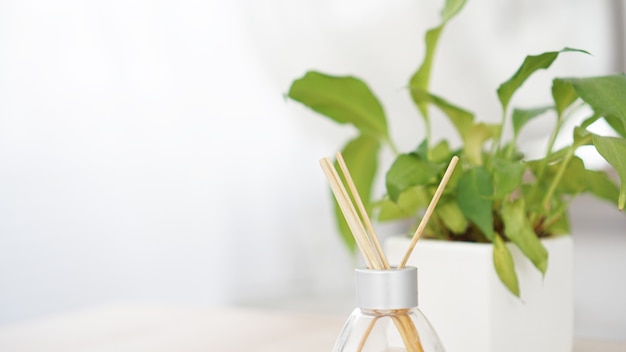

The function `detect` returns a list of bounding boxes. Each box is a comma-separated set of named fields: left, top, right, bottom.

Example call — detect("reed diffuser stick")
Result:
left=319, top=157, right=382, bottom=269
left=392, top=313, right=424, bottom=352
left=334, top=152, right=390, bottom=269
left=356, top=316, right=381, bottom=351
left=397, top=156, right=459, bottom=269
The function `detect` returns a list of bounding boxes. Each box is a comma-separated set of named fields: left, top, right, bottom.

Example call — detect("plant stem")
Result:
left=527, top=110, right=567, bottom=224
left=541, top=147, right=574, bottom=211
left=386, top=136, right=401, bottom=156
left=541, top=196, right=575, bottom=231
left=492, top=107, right=507, bottom=158
left=498, top=107, right=507, bottom=151
left=529, top=118, right=563, bottom=200
left=544, top=120, right=563, bottom=162
left=419, top=104, right=432, bottom=153
left=535, top=105, right=592, bottom=214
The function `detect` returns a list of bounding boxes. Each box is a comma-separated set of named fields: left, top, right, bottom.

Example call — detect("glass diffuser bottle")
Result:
left=332, top=266, right=445, bottom=352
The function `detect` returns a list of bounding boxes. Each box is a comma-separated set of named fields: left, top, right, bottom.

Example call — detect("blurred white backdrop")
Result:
left=0, top=0, right=624, bottom=341
left=0, top=0, right=355, bottom=325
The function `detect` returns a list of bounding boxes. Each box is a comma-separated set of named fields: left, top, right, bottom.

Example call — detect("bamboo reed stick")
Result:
left=356, top=316, right=380, bottom=352
left=319, top=157, right=382, bottom=269
left=392, top=314, right=423, bottom=352
left=334, top=152, right=390, bottom=269
left=397, top=156, right=459, bottom=269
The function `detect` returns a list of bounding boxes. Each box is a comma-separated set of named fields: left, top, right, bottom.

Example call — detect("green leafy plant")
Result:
left=287, top=0, right=626, bottom=296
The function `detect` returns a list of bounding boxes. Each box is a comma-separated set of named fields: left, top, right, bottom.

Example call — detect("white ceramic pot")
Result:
left=384, top=236, right=574, bottom=352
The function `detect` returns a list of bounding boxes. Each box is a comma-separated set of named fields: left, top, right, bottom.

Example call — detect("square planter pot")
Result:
left=384, top=236, right=573, bottom=352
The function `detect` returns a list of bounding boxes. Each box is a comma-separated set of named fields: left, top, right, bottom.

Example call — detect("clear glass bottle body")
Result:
left=332, top=307, right=445, bottom=352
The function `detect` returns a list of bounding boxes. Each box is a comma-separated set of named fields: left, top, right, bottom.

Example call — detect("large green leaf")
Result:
left=385, top=153, right=441, bottom=202
left=429, top=140, right=453, bottom=163
left=502, top=199, right=549, bottom=275
left=441, top=0, right=468, bottom=22
left=464, top=123, right=500, bottom=166
left=410, top=26, right=444, bottom=117
left=457, top=167, right=494, bottom=240
left=592, top=134, right=626, bottom=210
left=493, top=233, right=520, bottom=297
left=288, top=71, right=388, bottom=138
left=410, top=0, right=470, bottom=94
left=512, top=106, right=552, bottom=140
left=409, top=0, right=467, bottom=134
left=605, top=115, right=626, bottom=138
left=552, top=78, right=578, bottom=117
left=585, top=169, right=619, bottom=205
left=376, top=186, right=430, bottom=222
left=564, top=74, right=626, bottom=130
left=492, top=158, right=526, bottom=198
left=497, top=48, right=588, bottom=112
left=437, top=199, right=468, bottom=234
left=333, top=135, right=380, bottom=254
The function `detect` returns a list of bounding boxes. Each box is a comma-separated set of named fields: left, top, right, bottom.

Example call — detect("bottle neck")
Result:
left=359, top=307, right=416, bottom=316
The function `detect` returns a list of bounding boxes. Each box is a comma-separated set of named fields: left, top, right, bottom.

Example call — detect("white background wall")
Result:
left=0, top=0, right=624, bottom=341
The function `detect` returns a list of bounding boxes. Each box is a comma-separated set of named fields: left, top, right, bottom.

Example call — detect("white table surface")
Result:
left=0, top=303, right=624, bottom=352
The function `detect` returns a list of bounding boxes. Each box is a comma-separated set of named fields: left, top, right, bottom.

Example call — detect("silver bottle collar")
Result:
left=355, top=266, right=418, bottom=310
